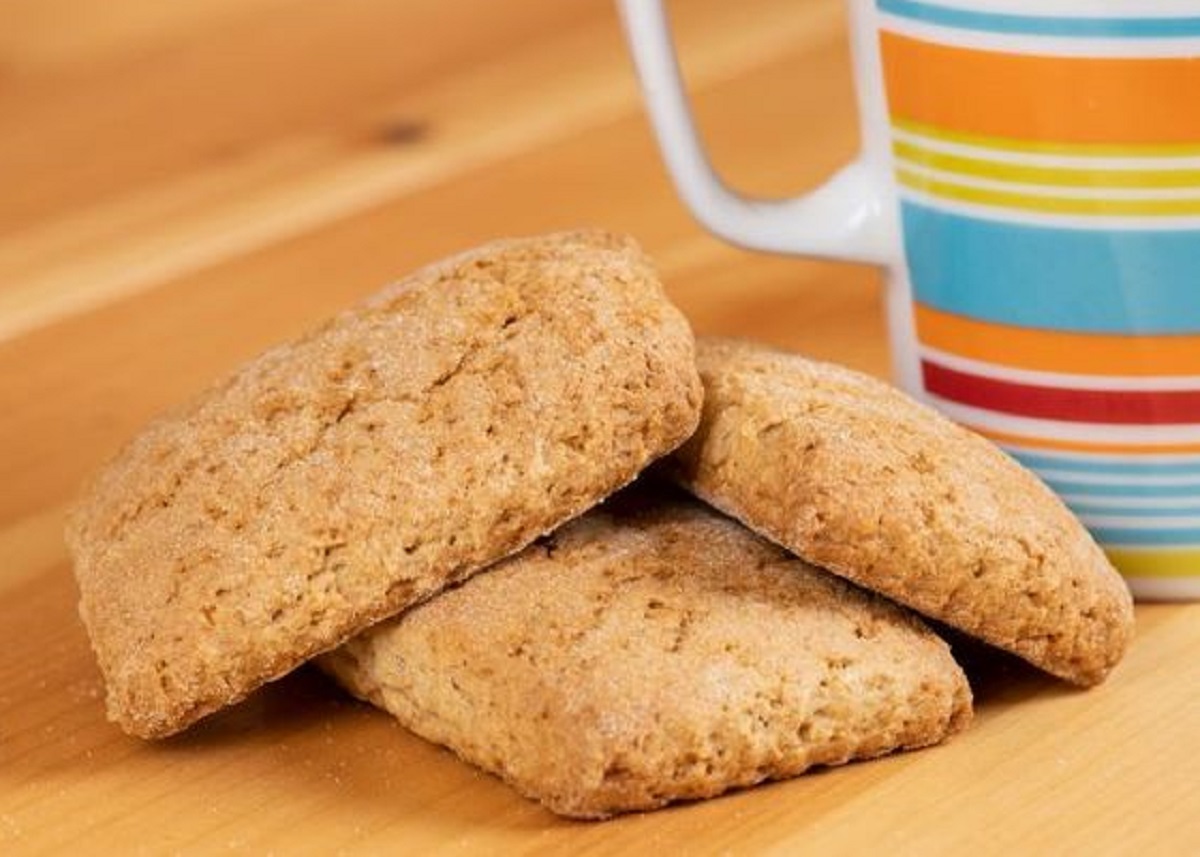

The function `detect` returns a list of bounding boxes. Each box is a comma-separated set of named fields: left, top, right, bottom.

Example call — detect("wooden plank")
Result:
left=1, top=0, right=1195, bottom=853
left=0, top=0, right=847, bottom=339
left=0, top=0, right=288, bottom=68
left=0, top=13, right=867, bottom=524
left=0, top=0, right=595, bottom=234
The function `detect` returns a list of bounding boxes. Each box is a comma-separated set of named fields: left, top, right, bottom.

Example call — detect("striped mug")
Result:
left=620, top=0, right=1200, bottom=600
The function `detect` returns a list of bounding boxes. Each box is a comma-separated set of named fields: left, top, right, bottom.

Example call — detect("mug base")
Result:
left=1124, top=577, right=1200, bottom=603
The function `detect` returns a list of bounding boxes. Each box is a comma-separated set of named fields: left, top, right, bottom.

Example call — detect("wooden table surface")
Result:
left=2, top=0, right=1197, bottom=853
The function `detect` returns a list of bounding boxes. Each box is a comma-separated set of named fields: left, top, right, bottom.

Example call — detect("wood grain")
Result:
left=1, top=0, right=1196, bottom=853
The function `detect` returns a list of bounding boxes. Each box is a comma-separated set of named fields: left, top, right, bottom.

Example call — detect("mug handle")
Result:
left=618, top=0, right=892, bottom=265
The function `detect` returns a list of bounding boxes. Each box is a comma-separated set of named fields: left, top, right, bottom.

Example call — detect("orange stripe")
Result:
left=881, top=31, right=1200, bottom=144
left=964, top=424, right=1200, bottom=455
left=915, top=305, right=1200, bottom=377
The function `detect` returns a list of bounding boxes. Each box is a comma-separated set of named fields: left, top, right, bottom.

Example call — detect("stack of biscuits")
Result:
left=66, top=231, right=1134, bottom=819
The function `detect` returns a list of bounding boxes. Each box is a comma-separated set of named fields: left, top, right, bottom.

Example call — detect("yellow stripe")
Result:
left=897, top=168, right=1200, bottom=215
left=1107, top=548, right=1200, bottom=579
left=892, top=115, right=1200, bottom=157
left=893, top=117, right=1200, bottom=158
left=894, top=140, right=1200, bottom=189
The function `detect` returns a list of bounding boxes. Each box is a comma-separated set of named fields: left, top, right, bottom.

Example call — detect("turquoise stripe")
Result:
left=1010, top=450, right=1200, bottom=477
left=1070, top=502, right=1200, bottom=519
left=902, top=201, right=1200, bottom=334
left=878, top=0, right=1200, bottom=38
left=1089, top=525, right=1200, bottom=546
left=1042, top=478, right=1200, bottom=498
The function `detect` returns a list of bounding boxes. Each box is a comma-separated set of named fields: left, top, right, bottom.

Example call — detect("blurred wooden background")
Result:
left=0, top=0, right=879, bottom=525
left=1, top=1, right=1193, bottom=854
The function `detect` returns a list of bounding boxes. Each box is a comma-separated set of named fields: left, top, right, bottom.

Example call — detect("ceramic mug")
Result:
left=619, top=0, right=1200, bottom=601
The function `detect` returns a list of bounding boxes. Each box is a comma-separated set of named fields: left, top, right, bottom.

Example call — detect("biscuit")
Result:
left=320, top=489, right=972, bottom=819
left=668, top=338, right=1134, bottom=687
left=65, top=230, right=702, bottom=739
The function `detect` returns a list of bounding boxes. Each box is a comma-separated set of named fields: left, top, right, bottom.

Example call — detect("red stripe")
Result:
left=922, top=361, right=1200, bottom=424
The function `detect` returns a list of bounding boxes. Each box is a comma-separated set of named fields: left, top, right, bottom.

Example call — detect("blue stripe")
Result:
left=878, top=0, right=1200, bottom=38
left=1088, top=525, right=1200, bottom=546
left=902, top=202, right=1200, bottom=334
left=1071, top=503, right=1200, bottom=519
left=1042, top=477, right=1200, bottom=498
left=1009, top=450, right=1200, bottom=477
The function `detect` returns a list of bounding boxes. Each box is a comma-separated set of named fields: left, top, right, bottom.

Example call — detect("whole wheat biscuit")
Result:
left=320, top=489, right=972, bottom=819
left=668, top=338, right=1134, bottom=687
left=65, top=230, right=702, bottom=739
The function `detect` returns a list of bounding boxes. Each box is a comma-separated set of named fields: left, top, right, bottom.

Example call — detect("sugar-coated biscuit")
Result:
left=321, top=489, right=972, bottom=819
left=669, top=338, right=1134, bottom=687
left=65, top=231, right=702, bottom=738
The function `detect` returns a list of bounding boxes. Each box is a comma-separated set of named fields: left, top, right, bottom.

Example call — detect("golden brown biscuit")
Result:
left=669, top=338, right=1134, bottom=687
left=65, top=231, right=702, bottom=739
left=321, top=489, right=972, bottom=819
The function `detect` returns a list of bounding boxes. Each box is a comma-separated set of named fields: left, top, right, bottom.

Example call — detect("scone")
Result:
left=320, top=489, right=973, bottom=819
left=668, top=338, right=1134, bottom=687
left=65, top=231, right=703, bottom=739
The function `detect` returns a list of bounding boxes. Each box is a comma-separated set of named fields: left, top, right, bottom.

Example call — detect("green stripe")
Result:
left=893, top=117, right=1200, bottom=158
left=897, top=168, right=1200, bottom=215
left=894, top=140, right=1200, bottom=189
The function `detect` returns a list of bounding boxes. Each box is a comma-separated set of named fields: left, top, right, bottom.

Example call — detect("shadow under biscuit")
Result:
left=933, top=624, right=1064, bottom=708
